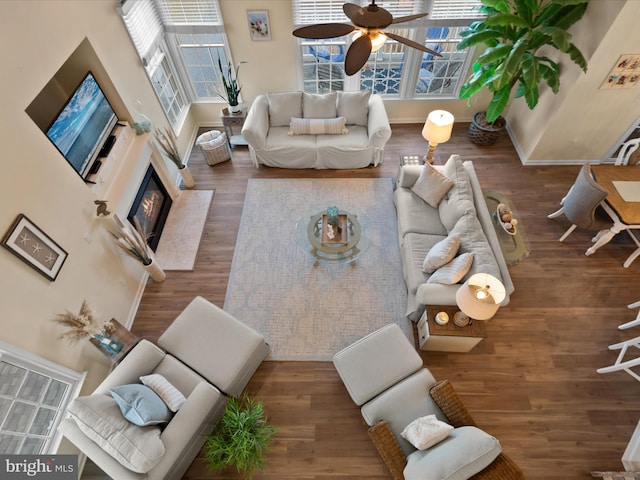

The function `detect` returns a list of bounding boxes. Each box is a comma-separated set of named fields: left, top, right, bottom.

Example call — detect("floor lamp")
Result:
left=454, top=273, right=506, bottom=327
left=422, top=110, right=454, bottom=164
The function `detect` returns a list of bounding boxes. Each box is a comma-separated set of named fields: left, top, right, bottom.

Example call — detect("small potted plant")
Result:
left=204, top=393, right=278, bottom=479
left=457, top=0, right=590, bottom=144
left=217, top=59, right=246, bottom=114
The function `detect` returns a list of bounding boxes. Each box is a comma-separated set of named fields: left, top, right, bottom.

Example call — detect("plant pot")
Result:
left=178, top=165, right=195, bottom=189
left=468, top=112, right=506, bottom=146
left=229, top=103, right=242, bottom=114
left=143, top=258, right=166, bottom=282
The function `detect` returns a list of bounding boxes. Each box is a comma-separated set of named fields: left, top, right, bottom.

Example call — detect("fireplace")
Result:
left=127, top=165, right=172, bottom=251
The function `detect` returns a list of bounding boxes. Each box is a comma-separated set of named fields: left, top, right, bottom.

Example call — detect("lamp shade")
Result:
left=455, top=273, right=506, bottom=321
left=422, top=110, right=454, bottom=144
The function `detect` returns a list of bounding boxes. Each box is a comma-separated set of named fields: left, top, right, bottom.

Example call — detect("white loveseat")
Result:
left=394, top=155, right=514, bottom=321
left=241, top=91, right=391, bottom=169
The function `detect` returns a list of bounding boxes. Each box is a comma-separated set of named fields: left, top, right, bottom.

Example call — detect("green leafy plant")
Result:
left=458, top=0, right=590, bottom=123
left=216, top=59, right=247, bottom=107
left=204, top=393, right=278, bottom=479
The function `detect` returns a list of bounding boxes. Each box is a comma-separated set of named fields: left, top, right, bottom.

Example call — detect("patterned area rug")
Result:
left=224, top=178, right=411, bottom=361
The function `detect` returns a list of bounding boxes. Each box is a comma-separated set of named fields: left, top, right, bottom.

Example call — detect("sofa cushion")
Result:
left=422, top=233, right=460, bottom=273
left=411, top=163, right=454, bottom=208
left=450, top=214, right=502, bottom=282
left=394, top=189, right=447, bottom=240
left=68, top=394, right=165, bottom=473
left=400, top=233, right=445, bottom=296
left=140, top=373, right=186, bottom=412
left=267, top=91, right=302, bottom=126
left=109, top=384, right=172, bottom=426
left=337, top=90, right=370, bottom=126
left=289, top=116, right=348, bottom=135
left=427, top=252, right=474, bottom=285
left=303, top=91, right=337, bottom=118
left=404, top=426, right=502, bottom=480
left=401, top=414, right=453, bottom=450
left=438, top=155, right=476, bottom=231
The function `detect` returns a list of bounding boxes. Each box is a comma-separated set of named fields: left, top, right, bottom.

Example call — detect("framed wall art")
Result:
left=247, top=10, right=271, bottom=41
left=2, top=214, right=68, bottom=281
left=601, top=54, right=640, bottom=89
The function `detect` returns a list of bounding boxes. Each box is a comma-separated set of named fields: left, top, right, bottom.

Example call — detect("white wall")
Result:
left=0, top=0, right=173, bottom=397
left=507, top=0, right=640, bottom=163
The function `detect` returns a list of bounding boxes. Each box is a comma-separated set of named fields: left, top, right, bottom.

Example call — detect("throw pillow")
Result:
left=427, top=252, right=474, bottom=285
left=140, top=373, right=187, bottom=412
left=267, top=91, right=302, bottom=127
left=337, top=91, right=370, bottom=126
left=68, top=394, right=165, bottom=473
left=423, top=233, right=461, bottom=273
left=109, top=384, right=172, bottom=426
left=411, top=163, right=455, bottom=208
left=289, top=117, right=348, bottom=135
left=303, top=91, right=337, bottom=118
left=401, top=414, right=454, bottom=450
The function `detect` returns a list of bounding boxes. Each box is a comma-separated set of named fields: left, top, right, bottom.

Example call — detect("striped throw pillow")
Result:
left=289, top=116, right=348, bottom=135
left=139, top=374, right=186, bottom=412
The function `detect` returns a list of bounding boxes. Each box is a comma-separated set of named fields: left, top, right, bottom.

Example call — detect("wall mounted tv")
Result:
left=46, top=72, right=118, bottom=181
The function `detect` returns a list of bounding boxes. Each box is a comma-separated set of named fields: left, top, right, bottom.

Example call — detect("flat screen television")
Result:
left=46, top=72, right=118, bottom=180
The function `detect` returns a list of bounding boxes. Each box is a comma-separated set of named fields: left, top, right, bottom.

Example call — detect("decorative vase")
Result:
left=229, top=103, right=242, bottom=114
left=327, top=206, right=339, bottom=227
left=143, top=258, right=166, bottom=282
left=178, top=165, right=195, bottom=189
left=468, top=112, right=506, bottom=146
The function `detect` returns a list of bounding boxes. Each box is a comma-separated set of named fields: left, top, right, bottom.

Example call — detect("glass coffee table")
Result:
left=296, top=207, right=370, bottom=266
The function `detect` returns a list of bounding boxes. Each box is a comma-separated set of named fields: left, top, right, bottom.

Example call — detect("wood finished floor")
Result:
left=132, top=124, right=640, bottom=480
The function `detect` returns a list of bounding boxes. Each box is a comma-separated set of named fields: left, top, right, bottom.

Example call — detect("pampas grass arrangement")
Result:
left=154, top=126, right=183, bottom=169
left=52, top=300, right=108, bottom=343
left=111, top=214, right=152, bottom=266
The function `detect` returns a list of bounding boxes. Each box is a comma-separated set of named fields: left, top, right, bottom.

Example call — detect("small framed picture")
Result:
left=601, top=54, right=640, bottom=89
left=2, top=214, right=68, bottom=281
left=247, top=10, right=271, bottom=41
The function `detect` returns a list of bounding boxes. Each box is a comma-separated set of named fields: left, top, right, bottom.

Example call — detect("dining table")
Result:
left=587, top=164, right=640, bottom=267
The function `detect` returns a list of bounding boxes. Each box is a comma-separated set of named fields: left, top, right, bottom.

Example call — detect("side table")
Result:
left=416, top=305, right=486, bottom=352
left=220, top=107, right=248, bottom=148
left=89, top=318, right=140, bottom=364
left=399, top=154, right=425, bottom=166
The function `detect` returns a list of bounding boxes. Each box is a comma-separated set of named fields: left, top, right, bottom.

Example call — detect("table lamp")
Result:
left=454, top=273, right=506, bottom=327
left=422, top=110, right=454, bottom=164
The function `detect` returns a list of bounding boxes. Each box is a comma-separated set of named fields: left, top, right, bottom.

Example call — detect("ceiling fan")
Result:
left=292, top=1, right=440, bottom=76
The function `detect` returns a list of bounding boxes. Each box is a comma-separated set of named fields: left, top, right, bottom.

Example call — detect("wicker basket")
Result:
left=468, top=112, right=506, bottom=146
left=196, top=130, right=231, bottom=166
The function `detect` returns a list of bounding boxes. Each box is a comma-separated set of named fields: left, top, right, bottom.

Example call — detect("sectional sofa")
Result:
left=394, top=155, right=514, bottom=321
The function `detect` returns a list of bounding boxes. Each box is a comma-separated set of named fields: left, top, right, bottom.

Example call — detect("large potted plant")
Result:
left=204, top=393, right=278, bottom=479
left=457, top=0, right=590, bottom=145
left=217, top=59, right=246, bottom=114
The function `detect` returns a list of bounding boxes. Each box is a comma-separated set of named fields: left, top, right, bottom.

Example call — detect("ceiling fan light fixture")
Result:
left=352, top=29, right=387, bottom=52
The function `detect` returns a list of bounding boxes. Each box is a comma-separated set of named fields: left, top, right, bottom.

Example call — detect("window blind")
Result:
left=156, top=0, right=223, bottom=26
left=117, top=0, right=163, bottom=63
left=293, top=0, right=424, bottom=26
left=430, top=0, right=485, bottom=20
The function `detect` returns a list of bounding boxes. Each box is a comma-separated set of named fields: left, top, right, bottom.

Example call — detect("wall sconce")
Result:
left=422, top=110, right=454, bottom=164
left=454, top=273, right=505, bottom=326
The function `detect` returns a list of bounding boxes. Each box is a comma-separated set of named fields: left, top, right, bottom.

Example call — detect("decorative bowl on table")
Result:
left=496, top=203, right=518, bottom=236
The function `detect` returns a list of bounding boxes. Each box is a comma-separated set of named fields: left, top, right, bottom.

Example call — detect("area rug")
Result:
left=155, top=190, right=214, bottom=270
left=224, top=178, right=410, bottom=361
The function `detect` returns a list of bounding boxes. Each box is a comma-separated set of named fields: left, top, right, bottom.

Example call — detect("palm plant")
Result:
left=458, top=0, right=590, bottom=123
left=204, top=393, right=278, bottom=479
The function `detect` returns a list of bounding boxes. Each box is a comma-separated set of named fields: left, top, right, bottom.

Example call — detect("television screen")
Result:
left=46, top=72, right=118, bottom=179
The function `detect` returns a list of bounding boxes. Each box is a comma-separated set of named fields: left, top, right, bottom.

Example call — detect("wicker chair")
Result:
left=368, top=380, right=524, bottom=480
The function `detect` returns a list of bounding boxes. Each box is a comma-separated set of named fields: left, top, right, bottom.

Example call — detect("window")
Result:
left=0, top=341, right=85, bottom=454
left=293, top=0, right=484, bottom=98
left=118, top=0, right=231, bottom=127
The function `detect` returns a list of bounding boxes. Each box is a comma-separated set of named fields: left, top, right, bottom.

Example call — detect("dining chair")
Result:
left=597, top=335, right=640, bottom=382
left=614, top=138, right=640, bottom=166
left=619, top=300, right=640, bottom=330
left=548, top=164, right=611, bottom=242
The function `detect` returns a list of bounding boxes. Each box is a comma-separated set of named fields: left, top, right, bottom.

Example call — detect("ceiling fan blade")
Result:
left=343, top=2, right=361, bottom=21
left=384, top=32, right=442, bottom=56
left=345, top=34, right=372, bottom=76
left=391, top=13, right=428, bottom=24
left=292, top=23, right=355, bottom=39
